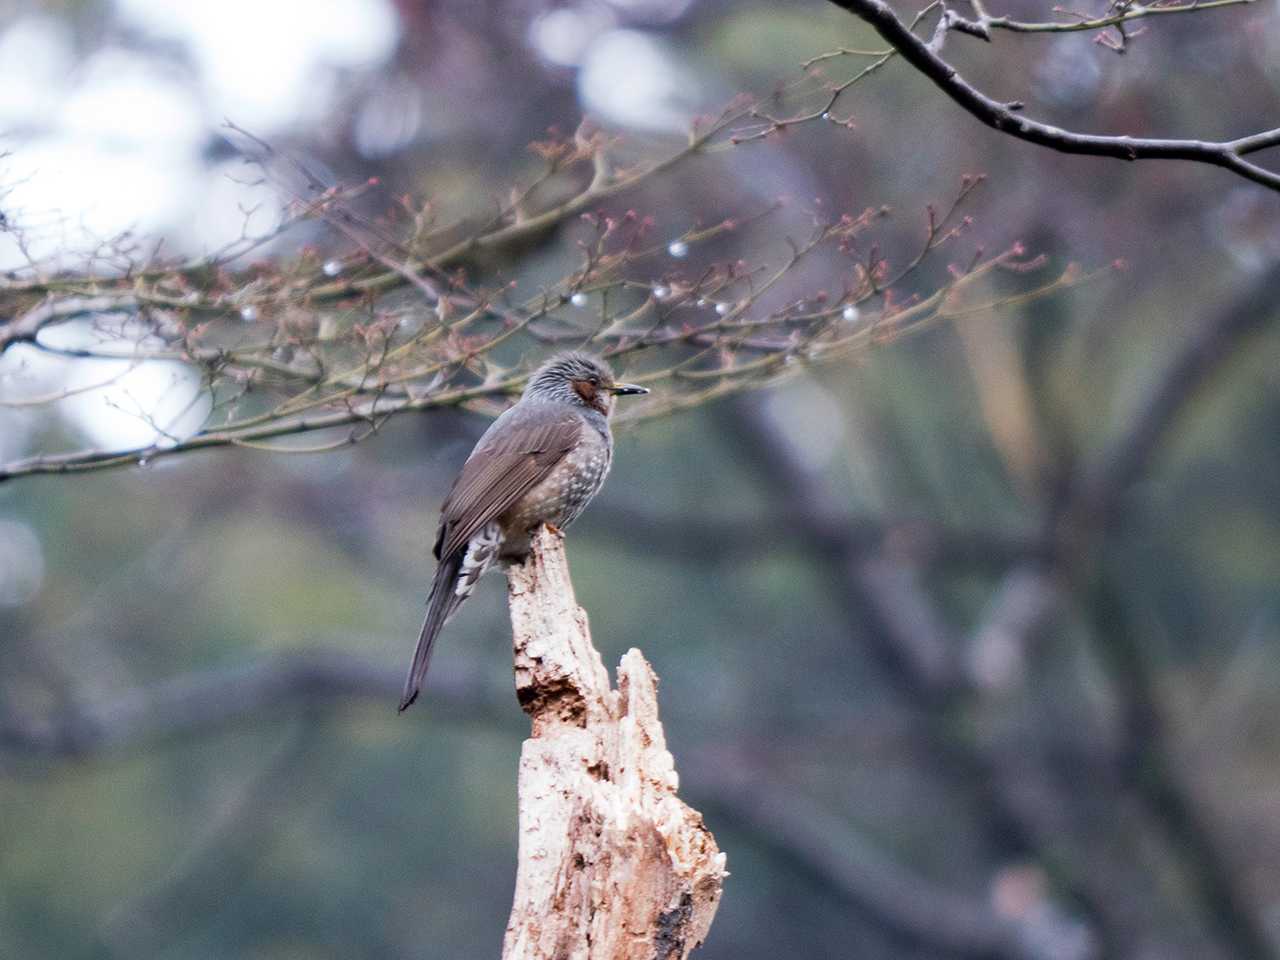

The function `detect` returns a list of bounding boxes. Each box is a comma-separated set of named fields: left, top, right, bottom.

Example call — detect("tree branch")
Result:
left=1072, top=262, right=1280, bottom=525
left=943, top=0, right=1254, bottom=40
left=0, top=650, right=500, bottom=762
left=1090, top=577, right=1278, bottom=960
left=823, top=0, right=1280, bottom=191
left=717, top=394, right=1118, bottom=939
left=716, top=395, right=964, bottom=700
left=0, top=294, right=131, bottom=353
left=587, top=504, right=1047, bottom=571
left=703, top=767, right=1092, bottom=960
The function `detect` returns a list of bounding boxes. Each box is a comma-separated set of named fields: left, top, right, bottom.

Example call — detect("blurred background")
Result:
left=2, top=0, right=1280, bottom=958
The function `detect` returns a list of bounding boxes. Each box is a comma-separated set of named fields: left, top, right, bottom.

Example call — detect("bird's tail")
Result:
left=399, top=554, right=465, bottom=711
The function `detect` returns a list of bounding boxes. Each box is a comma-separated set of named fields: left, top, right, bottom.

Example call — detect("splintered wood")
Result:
left=503, top=527, right=725, bottom=960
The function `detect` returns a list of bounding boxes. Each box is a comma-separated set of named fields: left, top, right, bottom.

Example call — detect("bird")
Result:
left=399, top=352, right=649, bottom=711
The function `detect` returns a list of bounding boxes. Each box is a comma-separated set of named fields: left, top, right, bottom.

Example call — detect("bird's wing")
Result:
left=434, top=405, right=582, bottom=560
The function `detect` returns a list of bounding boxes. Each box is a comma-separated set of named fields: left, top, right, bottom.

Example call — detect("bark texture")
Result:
left=503, top=526, right=725, bottom=960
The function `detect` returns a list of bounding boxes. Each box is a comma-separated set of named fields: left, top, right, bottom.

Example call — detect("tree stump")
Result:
left=502, top=526, right=725, bottom=960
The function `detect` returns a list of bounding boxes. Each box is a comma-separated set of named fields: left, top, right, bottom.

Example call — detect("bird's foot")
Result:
left=543, top=522, right=564, bottom=539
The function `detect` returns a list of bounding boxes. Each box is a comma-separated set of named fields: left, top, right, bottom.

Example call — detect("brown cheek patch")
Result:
left=572, top=379, right=611, bottom=414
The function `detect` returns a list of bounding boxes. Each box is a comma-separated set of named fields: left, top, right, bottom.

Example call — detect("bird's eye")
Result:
left=588, top=376, right=600, bottom=386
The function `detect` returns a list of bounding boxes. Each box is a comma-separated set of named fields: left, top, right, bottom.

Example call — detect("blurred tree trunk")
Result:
left=502, top=527, right=726, bottom=960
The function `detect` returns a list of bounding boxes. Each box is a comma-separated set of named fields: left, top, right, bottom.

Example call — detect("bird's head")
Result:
left=523, top=351, right=648, bottom=416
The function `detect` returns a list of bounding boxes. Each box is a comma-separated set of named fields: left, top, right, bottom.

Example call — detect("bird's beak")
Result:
left=607, top=382, right=649, bottom=396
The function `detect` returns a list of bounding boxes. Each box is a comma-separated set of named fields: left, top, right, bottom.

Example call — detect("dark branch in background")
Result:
left=823, top=0, right=1280, bottom=191
left=701, top=764, right=1084, bottom=960
left=586, top=504, right=1047, bottom=571
left=718, top=395, right=962, bottom=701
left=0, top=650, right=504, bottom=763
left=96, top=724, right=321, bottom=959
left=1072, top=262, right=1280, bottom=525
left=1089, top=577, right=1277, bottom=960
left=717, top=394, right=1117, bottom=946
left=1034, top=268, right=1280, bottom=960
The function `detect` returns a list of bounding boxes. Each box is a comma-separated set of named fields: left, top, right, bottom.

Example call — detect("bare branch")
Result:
left=1, top=204, right=1077, bottom=483
left=0, top=294, right=131, bottom=353
left=948, top=0, right=1254, bottom=40
left=823, top=0, right=1280, bottom=191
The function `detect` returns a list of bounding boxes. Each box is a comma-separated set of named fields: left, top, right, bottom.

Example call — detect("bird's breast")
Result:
left=498, top=428, right=612, bottom=554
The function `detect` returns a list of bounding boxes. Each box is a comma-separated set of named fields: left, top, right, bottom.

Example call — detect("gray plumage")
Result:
left=399, top=352, right=648, bottom=710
